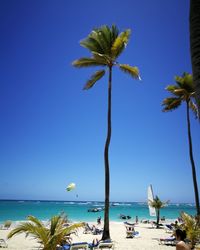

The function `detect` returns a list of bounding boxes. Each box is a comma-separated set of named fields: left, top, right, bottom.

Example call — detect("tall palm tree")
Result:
left=149, top=196, right=167, bottom=228
left=72, top=25, right=140, bottom=240
left=190, top=0, right=200, bottom=115
left=162, top=73, right=200, bottom=218
left=7, top=215, right=84, bottom=250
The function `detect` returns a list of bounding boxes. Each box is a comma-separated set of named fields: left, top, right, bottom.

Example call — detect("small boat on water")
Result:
left=88, top=207, right=104, bottom=212
left=119, top=214, right=131, bottom=220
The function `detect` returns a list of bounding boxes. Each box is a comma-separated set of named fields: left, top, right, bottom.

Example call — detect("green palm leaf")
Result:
left=111, top=29, right=131, bottom=59
left=72, top=57, right=106, bottom=68
left=162, top=97, right=182, bottom=111
left=83, top=70, right=105, bottom=90
left=189, top=101, right=199, bottom=119
left=119, top=64, right=140, bottom=79
left=175, top=73, right=194, bottom=93
left=27, top=215, right=44, bottom=227
left=80, top=36, right=104, bottom=54
left=7, top=215, right=84, bottom=250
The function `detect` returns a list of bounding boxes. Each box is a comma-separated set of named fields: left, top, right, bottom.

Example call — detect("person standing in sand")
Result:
left=175, top=229, right=190, bottom=250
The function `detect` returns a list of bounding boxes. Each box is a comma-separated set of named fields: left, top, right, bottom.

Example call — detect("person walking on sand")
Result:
left=175, top=229, right=190, bottom=250
left=97, top=216, right=101, bottom=225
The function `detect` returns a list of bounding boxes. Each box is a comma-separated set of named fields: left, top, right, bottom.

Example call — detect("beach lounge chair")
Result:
left=124, top=221, right=140, bottom=238
left=164, top=224, right=174, bottom=233
left=83, top=223, right=93, bottom=234
left=0, top=239, right=8, bottom=248
left=70, top=242, right=89, bottom=250
left=159, top=236, right=176, bottom=246
left=58, top=242, right=89, bottom=250
left=93, top=240, right=115, bottom=249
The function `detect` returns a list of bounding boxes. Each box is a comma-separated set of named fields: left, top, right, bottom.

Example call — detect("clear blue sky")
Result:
left=1, top=0, right=199, bottom=203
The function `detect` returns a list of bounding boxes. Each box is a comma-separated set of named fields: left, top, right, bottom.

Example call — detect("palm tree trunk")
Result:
left=186, top=101, right=200, bottom=218
left=156, top=209, right=160, bottom=228
left=102, top=66, right=112, bottom=240
left=190, top=0, right=200, bottom=115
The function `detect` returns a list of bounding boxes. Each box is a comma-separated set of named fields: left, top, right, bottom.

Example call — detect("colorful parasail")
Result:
left=66, top=183, right=76, bottom=191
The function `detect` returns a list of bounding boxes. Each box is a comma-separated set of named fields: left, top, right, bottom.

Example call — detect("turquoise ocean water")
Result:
left=0, top=200, right=196, bottom=223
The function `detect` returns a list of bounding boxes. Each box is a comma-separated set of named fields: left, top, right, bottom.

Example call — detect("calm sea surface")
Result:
left=0, top=200, right=196, bottom=223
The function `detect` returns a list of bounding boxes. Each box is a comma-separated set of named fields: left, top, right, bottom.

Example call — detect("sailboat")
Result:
left=147, top=185, right=156, bottom=217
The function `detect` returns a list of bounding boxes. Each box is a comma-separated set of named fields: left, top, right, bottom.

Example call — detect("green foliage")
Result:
left=72, top=57, right=106, bottom=67
left=162, top=73, right=198, bottom=119
left=111, top=29, right=131, bottom=59
left=119, top=64, right=140, bottom=79
left=7, top=215, right=84, bottom=250
left=83, top=70, right=105, bottom=90
left=73, top=24, right=140, bottom=90
left=180, top=212, right=200, bottom=248
left=150, top=196, right=168, bottom=209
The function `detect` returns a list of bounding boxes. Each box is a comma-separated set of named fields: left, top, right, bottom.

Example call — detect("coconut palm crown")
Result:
left=7, top=215, right=84, bottom=250
left=72, top=25, right=140, bottom=240
left=162, top=73, right=198, bottom=118
left=72, top=25, right=140, bottom=90
left=150, top=196, right=168, bottom=228
left=162, top=72, right=200, bottom=219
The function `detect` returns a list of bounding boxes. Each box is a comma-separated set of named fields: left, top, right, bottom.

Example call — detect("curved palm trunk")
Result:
left=190, top=0, right=200, bottom=115
left=186, top=102, right=200, bottom=218
left=102, top=66, right=112, bottom=240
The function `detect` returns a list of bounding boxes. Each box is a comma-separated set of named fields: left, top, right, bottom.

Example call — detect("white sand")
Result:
left=0, top=221, right=176, bottom=249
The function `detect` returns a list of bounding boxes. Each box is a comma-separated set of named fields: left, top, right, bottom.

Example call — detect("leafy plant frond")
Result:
left=72, top=57, right=106, bottom=68
left=119, top=64, right=140, bottom=79
left=83, top=70, right=106, bottom=90
left=162, top=97, right=182, bottom=112
left=180, top=212, right=200, bottom=248
left=80, top=35, right=105, bottom=54
left=92, top=52, right=110, bottom=65
left=149, top=196, right=168, bottom=209
left=189, top=100, right=199, bottom=119
left=7, top=215, right=84, bottom=250
left=27, top=215, right=44, bottom=228
left=175, top=73, right=194, bottom=93
left=111, top=29, right=131, bottom=59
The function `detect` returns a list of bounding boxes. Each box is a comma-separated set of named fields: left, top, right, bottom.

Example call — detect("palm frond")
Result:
left=150, top=196, right=167, bottom=209
left=162, top=97, right=182, bottom=112
left=89, top=29, right=111, bottom=55
left=7, top=222, right=48, bottom=240
left=175, top=73, right=194, bottom=93
left=111, top=24, right=119, bottom=44
left=27, top=215, right=44, bottom=228
left=92, top=52, right=110, bottom=65
left=189, top=100, right=199, bottom=119
left=83, top=70, right=105, bottom=90
left=111, top=29, right=131, bottom=59
left=49, top=216, right=61, bottom=235
left=119, top=64, right=140, bottom=79
left=165, top=85, right=182, bottom=96
left=180, top=212, right=200, bottom=248
left=80, top=36, right=104, bottom=54
left=72, top=57, right=106, bottom=68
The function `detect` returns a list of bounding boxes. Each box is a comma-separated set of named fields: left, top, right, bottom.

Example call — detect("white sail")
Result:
left=147, top=185, right=156, bottom=217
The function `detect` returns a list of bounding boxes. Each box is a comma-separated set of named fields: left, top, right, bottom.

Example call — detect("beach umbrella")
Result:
left=66, top=183, right=76, bottom=191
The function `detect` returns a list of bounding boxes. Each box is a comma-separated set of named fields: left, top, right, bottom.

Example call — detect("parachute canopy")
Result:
left=66, top=183, right=76, bottom=191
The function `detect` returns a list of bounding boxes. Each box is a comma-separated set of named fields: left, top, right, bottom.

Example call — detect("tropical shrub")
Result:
left=180, top=212, right=200, bottom=249
left=7, top=215, right=84, bottom=250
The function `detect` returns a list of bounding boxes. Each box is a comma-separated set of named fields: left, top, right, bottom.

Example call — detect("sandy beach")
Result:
left=0, top=221, right=177, bottom=250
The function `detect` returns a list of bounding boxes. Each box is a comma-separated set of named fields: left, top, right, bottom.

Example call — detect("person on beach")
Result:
left=97, top=216, right=101, bottom=225
left=175, top=229, right=190, bottom=250
left=135, top=215, right=138, bottom=224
